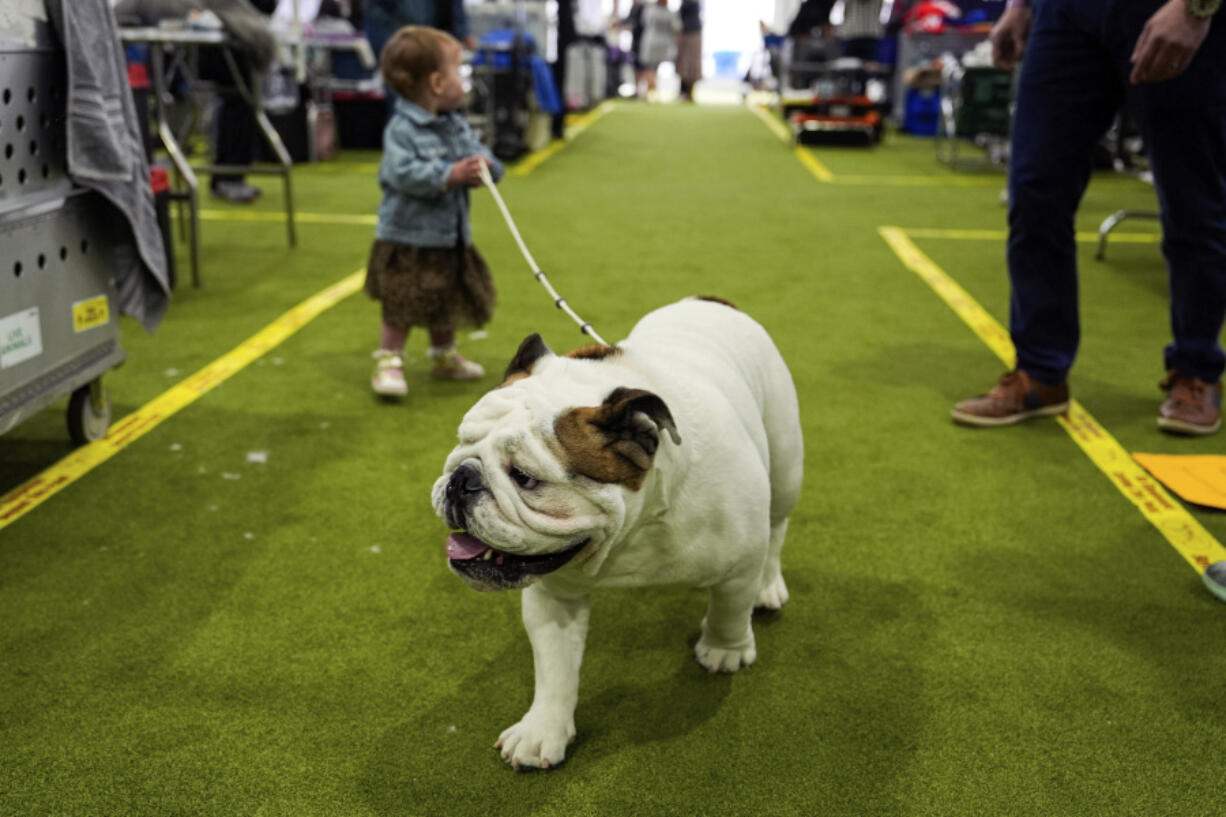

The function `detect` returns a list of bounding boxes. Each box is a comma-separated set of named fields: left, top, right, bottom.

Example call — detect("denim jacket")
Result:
left=375, top=98, right=504, bottom=248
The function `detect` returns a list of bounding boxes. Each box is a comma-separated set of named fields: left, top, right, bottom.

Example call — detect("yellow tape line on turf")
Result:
left=748, top=103, right=837, bottom=182
left=751, top=103, right=1010, bottom=187
left=878, top=226, right=1226, bottom=574
left=831, top=175, right=1004, bottom=188
left=510, top=100, right=616, bottom=177
left=902, top=227, right=1163, bottom=244
left=200, top=210, right=377, bottom=226
left=750, top=102, right=794, bottom=143
left=793, top=148, right=836, bottom=183
left=0, top=269, right=365, bottom=532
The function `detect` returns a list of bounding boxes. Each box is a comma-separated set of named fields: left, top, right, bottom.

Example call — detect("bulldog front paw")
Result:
left=694, top=633, right=757, bottom=673
left=495, top=714, right=575, bottom=770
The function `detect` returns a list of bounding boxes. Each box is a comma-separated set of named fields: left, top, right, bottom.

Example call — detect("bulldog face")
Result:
left=431, top=335, right=680, bottom=591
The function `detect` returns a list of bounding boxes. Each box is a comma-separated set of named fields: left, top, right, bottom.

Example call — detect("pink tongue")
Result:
left=446, top=532, right=492, bottom=561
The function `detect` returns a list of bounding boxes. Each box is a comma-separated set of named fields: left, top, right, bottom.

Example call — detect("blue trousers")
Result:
left=1008, top=0, right=1226, bottom=385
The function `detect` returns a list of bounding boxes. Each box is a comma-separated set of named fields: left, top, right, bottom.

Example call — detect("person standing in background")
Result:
left=365, top=0, right=474, bottom=65
left=202, top=0, right=278, bottom=203
left=837, top=0, right=885, bottom=60
left=676, top=0, right=703, bottom=100
left=953, top=0, right=1226, bottom=436
left=638, top=0, right=679, bottom=100
left=621, top=1, right=648, bottom=99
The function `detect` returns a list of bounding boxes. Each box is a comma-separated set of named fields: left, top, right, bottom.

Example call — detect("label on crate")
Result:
left=0, top=308, right=43, bottom=369
left=72, top=296, right=109, bottom=333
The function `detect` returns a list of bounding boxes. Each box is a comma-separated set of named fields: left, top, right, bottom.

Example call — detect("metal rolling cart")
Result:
left=0, top=9, right=128, bottom=444
left=782, top=59, right=892, bottom=146
left=466, top=0, right=550, bottom=160
left=934, top=62, right=1014, bottom=168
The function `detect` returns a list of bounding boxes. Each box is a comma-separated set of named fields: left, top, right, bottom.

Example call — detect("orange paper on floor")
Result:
left=1132, top=454, right=1226, bottom=510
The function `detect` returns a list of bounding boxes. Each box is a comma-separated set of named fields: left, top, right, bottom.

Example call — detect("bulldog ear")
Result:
left=554, top=387, right=681, bottom=490
left=503, top=333, right=554, bottom=381
left=594, top=387, right=682, bottom=451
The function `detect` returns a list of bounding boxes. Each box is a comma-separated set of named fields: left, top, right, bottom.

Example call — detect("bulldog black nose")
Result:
left=446, top=464, right=485, bottom=504
left=445, top=464, right=485, bottom=529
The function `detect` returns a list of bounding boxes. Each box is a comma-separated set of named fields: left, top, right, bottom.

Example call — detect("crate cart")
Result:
left=0, top=11, right=128, bottom=444
left=935, top=62, right=1014, bottom=168
left=783, top=60, right=892, bottom=146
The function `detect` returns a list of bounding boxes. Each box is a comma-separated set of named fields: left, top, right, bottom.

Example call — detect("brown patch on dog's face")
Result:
left=565, top=344, right=621, bottom=361
left=696, top=295, right=739, bottom=311
left=555, top=406, right=648, bottom=489
left=553, top=388, right=679, bottom=491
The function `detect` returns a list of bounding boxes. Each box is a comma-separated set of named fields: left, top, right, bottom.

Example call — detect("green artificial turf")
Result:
left=2, top=103, right=1224, bottom=817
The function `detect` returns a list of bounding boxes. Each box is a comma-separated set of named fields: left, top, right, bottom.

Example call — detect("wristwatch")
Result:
left=1186, top=0, right=1221, bottom=19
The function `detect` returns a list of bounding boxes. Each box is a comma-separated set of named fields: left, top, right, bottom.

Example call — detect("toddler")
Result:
left=365, top=25, right=504, bottom=397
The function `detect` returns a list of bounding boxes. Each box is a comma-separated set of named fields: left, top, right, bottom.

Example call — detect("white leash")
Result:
left=477, top=162, right=609, bottom=347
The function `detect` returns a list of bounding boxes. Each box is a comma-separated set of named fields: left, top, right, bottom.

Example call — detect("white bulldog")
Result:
left=431, top=297, right=803, bottom=770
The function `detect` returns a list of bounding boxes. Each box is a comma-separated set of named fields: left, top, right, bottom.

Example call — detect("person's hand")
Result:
left=990, top=6, right=1033, bottom=70
left=447, top=156, right=489, bottom=187
left=1129, top=0, right=1211, bottom=84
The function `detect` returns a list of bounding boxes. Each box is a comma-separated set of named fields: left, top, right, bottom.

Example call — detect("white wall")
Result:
left=701, top=0, right=781, bottom=77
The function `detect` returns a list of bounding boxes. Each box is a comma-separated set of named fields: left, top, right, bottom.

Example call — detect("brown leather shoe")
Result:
left=952, top=369, right=1070, bottom=427
left=1157, top=371, right=1222, bottom=436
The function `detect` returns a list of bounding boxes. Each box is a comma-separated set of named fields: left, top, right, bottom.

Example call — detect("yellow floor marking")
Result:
left=510, top=100, right=616, bottom=176
left=0, top=270, right=366, bottom=532
left=903, top=227, right=1162, bottom=244
left=750, top=102, right=794, bottom=143
left=752, top=103, right=1006, bottom=187
left=200, top=209, right=377, bottom=226
left=309, top=161, right=380, bottom=174
left=830, top=174, right=1003, bottom=188
left=748, top=104, right=837, bottom=182
left=878, top=226, right=1226, bottom=574
left=793, top=147, right=836, bottom=183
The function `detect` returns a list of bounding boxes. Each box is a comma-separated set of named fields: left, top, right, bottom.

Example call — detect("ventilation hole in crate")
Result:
left=3, top=143, right=12, bottom=159
left=37, top=253, right=46, bottom=270
left=59, top=245, right=68, bottom=261
left=13, top=261, right=22, bottom=278
left=15, top=115, right=24, bottom=131
left=2, top=89, right=10, bottom=105
left=40, top=113, right=49, bottom=129
left=41, top=163, right=49, bottom=179
left=80, top=239, right=89, bottom=254
left=27, top=87, right=36, bottom=104
left=17, top=168, right=26, bottom=184
left=29, top=140, right=37, bottom=156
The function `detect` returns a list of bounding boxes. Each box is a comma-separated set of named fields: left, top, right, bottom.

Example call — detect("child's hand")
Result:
left=447, top=156, right=489, bottom=187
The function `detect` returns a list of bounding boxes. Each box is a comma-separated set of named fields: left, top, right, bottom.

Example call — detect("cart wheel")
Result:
left=67, top=381, right=112, bottom=445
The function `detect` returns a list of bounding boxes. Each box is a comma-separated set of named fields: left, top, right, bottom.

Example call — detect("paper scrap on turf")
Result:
left=1132, top=454, right=1226, bottom=511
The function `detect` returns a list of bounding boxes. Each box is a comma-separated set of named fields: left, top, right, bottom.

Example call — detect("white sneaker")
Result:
left=429, top=346, right=484, bottom=380
left=371, top=350, right=408, bottom=397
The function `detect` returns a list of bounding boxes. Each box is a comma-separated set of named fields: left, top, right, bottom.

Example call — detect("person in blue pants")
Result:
left=953, top=0, right=1226, bottom=437
left=366, top=0, right=473, bottom=64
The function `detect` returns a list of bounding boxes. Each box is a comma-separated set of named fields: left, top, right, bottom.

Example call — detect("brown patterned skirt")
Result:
left=365, top=240, right=496, bottom=331
left=677, top=32, right=702, bottom=87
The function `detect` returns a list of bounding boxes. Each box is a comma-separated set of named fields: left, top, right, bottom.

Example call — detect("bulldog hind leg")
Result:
left=758, top=375, right=802, bottom=612
left=694, top=574, right=759, bottom=673
left=755, top=518, right=790, bottom=611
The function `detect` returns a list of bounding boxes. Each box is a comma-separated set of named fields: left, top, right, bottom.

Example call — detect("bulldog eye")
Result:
left=508, top=466, right=541, bottom=490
